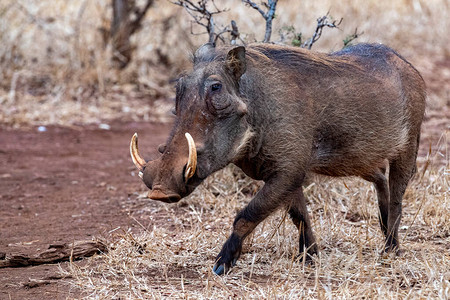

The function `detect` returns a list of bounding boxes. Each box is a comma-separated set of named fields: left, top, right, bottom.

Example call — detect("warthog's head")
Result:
left=130, top=44, right=250, bottom=203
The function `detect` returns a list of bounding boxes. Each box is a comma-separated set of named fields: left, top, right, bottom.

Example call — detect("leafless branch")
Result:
left=303, top=12, right=342, bottom=50
left=242, top=0, right=278, bottom=42
left=172, top=0, right=229, bottom=44
left=343, top=27, right=363, bottom=47
left=230, top=20, right=240, bottom=45
left=0, top=240, right=107, bottom=268
left=129, top=0, right=155, bottom=35
left=110, top=0, right=155, bottom=68
left=214, top=25, right=231, bottom=44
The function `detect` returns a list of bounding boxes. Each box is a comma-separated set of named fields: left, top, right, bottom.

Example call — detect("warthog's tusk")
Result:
left=130, top=133, right=146, bottom=171
left=185, top=132, right=197, bottom=181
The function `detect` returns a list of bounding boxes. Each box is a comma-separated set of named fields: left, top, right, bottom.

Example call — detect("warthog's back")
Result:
left=244, top=43, right=426, bottom=177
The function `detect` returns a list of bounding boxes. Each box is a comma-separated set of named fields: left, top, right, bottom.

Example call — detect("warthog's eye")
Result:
left=211, top=83, right=222, bottom=92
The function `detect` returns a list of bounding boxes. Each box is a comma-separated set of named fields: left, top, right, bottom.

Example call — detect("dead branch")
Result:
left=230, top=20, right=240, bottom=45
left=111, top=0, right=155, bottom=69
left=172, top=0, right=229, bottom=44
left=302, top=12, right=343, bottom=50
left=343, top=27, right=364, bottom=47
left=242, top=0, right=278, bottom=42
left=0, top=240, right=107, bottom=268
left=214, top=25, right=231, bottom=44
left=129, top=0, right=155, bottom=35
left=23, top=274, right=73, bottom=289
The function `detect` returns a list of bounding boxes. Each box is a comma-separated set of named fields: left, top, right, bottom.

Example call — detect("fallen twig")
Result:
left=23, top=274, right=73, bottom=289
left=0, top=240, right=107, bottom=268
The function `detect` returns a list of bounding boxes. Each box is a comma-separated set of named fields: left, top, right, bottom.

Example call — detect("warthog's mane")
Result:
left=190, top=43, right=396, bottom=76
left=190, top=43, right=424, bottom=83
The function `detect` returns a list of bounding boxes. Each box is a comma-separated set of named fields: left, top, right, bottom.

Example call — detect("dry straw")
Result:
left=63, top=135, right=448, bottom=298
left=1, top=0, right=449, bottom=127
left=1, top=0, right=448, bottom=298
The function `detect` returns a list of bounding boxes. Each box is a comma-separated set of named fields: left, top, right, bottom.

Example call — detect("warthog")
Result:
left=130, top=43, right=426, bottom=275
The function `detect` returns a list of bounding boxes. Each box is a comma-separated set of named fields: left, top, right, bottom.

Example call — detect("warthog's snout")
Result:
left=147, top=186, right=182, bottom=203
left=130, top=132, right=197, bottom=203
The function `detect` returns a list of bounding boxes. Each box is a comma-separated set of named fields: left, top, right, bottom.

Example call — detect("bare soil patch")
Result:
left=0, top=121, right=170, bottom=298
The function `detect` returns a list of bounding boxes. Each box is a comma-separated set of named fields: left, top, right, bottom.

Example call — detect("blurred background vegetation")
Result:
left=0, top=0, right=449, bottom=127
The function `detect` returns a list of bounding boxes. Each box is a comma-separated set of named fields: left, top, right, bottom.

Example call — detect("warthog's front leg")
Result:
left=213, top=176, right=302, bottom=275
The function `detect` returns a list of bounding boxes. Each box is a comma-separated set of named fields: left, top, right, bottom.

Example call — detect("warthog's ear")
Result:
left=194, top=43, right=215, bottom=64
left=226, top=46, right=246, bottom=80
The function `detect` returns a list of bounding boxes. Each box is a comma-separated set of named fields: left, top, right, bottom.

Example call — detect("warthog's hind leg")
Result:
left=287, top=186, right=318, bottom=261
left=363, top=167, right=389, bottom=238
left=386, top=148, right=418, bottom=253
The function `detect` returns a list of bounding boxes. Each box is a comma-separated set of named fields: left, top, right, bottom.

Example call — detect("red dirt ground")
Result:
left=0, top=122, right=171, bottom=299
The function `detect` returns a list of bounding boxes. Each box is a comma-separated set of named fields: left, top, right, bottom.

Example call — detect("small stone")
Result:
left=99, top=123, right=110, bottom=130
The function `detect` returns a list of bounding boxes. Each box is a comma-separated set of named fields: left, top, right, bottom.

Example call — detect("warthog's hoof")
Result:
left=212, top=257, right=238, bottom=275
left=212, top=264, right=225, bottom=275
left=381, top=246, right=402, bottom=256
left=295, top=252, right=316, bottom=265
left=213, top=234, right=242, bottom=275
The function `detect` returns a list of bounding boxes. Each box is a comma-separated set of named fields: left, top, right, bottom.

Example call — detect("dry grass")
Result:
left=62, top=133, right=449, bottom=298
left=1, top=0, right=449, bottom=127
left=1, top=0, right=449, bottom=298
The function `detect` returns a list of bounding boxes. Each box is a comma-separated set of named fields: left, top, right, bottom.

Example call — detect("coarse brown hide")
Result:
left=130, top=43, right=426, bottom=275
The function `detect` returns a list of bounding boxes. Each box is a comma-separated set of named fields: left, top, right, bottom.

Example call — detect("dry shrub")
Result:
left=0, top=0, right=449, bottom=127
